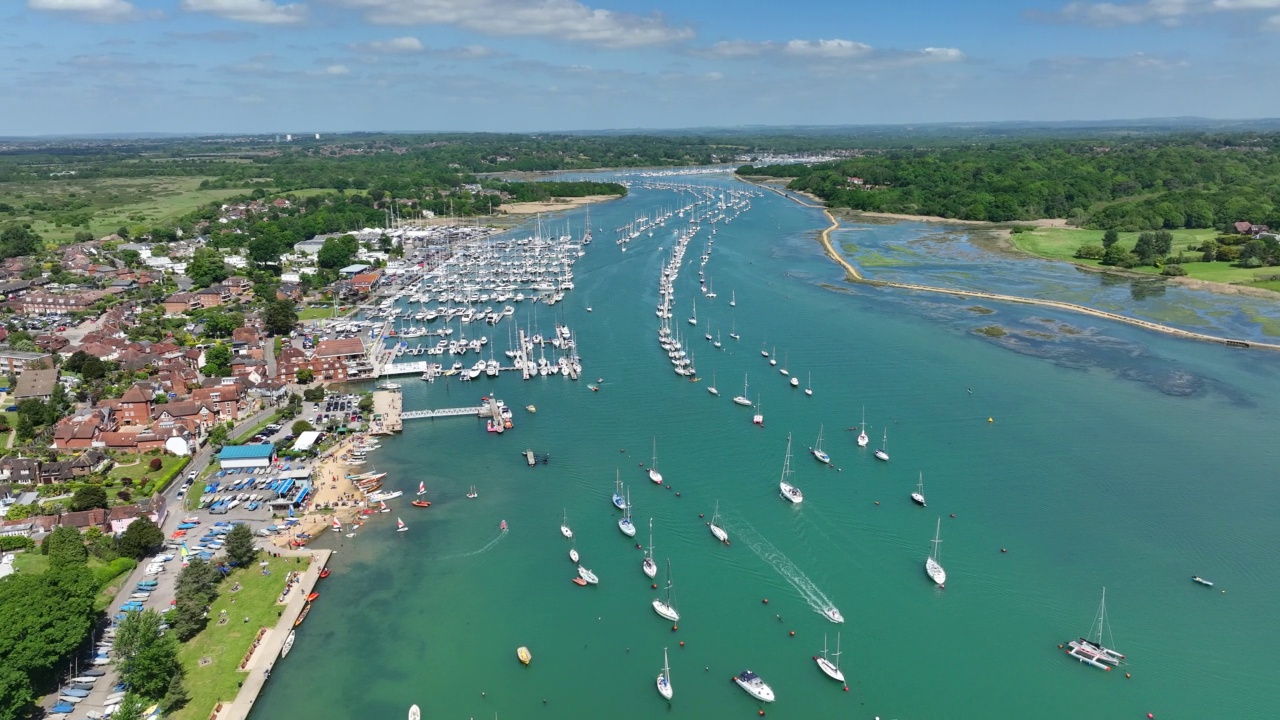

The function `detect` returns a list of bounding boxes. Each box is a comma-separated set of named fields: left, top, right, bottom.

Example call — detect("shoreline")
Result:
left=497, top=194, right=621, bottom=216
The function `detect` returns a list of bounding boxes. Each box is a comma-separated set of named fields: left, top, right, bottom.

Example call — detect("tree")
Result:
left=224, top=524, right=258, bottom=568
left=202, top=311, right=244, bottom=339
left=0, top=665, right=33, bottom=720
left=1102, top=228, right=1119, bottom=248
left=264, top=299, right=298, bottom=336
left=316, top=235, right=359, bottom=270
left=114, top=610, right=179, bottom=700
left=0, top=565, right=97, bottom=698
left=119, top=249, right=142, bottom=269
left=0, top=225, right=43, bottom=260
left=172, top=559, right=222, bottom=641
left=112, top=694, right=147, bottom=720
left=187, top=247, right=230, bottom=288
left=1101, top=243, right=1136, bottom=268
left=70, top=485, right=109, bottom=512
left=1074, top=244, right=1105, bottom=260
left=43, top=526, right=88, bottom=567
left=207, top=423, right=229, bottom=447
left=160, top=670, right=190, bottom=713
left=358, top=394, right=373, bottom=413
left=296, top=367, right=315, bottom=384
left=202, top=342, right=232, bottom=377
left=115, top=517, right=164, bottom=560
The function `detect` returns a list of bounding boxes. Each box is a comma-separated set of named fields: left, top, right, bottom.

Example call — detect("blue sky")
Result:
left=3, top=0, right=1280, bottom=135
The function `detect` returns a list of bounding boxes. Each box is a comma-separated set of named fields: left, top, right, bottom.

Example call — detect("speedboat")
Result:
left=500, top=520, right=508, bottom=531
left=734, top=670, right=775, bottom=702
left=823, top=606, right=844, bottom=624
left=1192, top=575, right=1214, bottom=587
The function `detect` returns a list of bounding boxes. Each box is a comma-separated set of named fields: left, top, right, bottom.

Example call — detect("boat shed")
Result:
left=291, top=431, right=321, bottom=453
left=217, top=443, right=275, bottom=469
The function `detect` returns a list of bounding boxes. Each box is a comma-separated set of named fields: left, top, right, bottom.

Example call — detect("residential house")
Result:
left=313, top=337, right=369, bottom=381
left=350, top=271, right=382, bottom=294
left=116, top=384, right=155, bottom=426
left=0, top=349, right=52, bottom=376
left=276, top=283, right=303, bottom=302
left=69, top=448, right=110, bottom=476
left=225, top=276, right=253, bottom=296
left=52, top=408, right=116, bottom=449
left=13, top=367, right=58, bottom=401
left=0, top=457, right=40, bottom=485
left=20, top=290, right=110, bottom=315
left=38, top=461, right=75, bottom=485
left=192, top=383, right=248, bottom=422
left=162, top=292, right=201, bottom=316
left=195, top=286, right=230, bottom=308
left=154, top=402, right=217, bottom=433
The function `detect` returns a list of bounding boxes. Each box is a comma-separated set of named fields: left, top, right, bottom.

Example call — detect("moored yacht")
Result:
left=911, top=473, right=926, bottom=506
left=733, top=670, right=775, bottom=703
left=778, top=433, right=803, bottom=504
left=814, top=633, right=845, bottom=683
left=925, top=517, right=946, bottom=587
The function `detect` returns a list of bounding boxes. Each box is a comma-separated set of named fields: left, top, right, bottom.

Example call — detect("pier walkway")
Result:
left=401, top=407, right=486, bottom=419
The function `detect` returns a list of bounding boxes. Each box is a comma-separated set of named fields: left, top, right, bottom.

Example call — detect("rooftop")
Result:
left=217, top=443, right=275, bottom=460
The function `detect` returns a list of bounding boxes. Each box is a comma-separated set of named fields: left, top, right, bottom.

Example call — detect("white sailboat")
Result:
left=642, top=518, right=657, bottom=579
left=560, top=509, right=573, bottom=538
left=396, top=517, right=408, bottom=533
left=810, top=424, right=830, bottom=464
left=569, top=545, right=579, bottom=563
left=730, top=289, right=736, bottom=307
left=857, top=406, right=869, bottom=447
left=732, top=373, right=752, bottom=406
left=1066, top=588, right=1125, bottom=670
left=729, top=318, right=739, bottom=340
left=769, top=346, right=777, bottom=366
left=612, top=470, right=627, bottom=510
left=466, top=486, right=478, bottom=499
left=577, top=565, right=599, bottom=584
left=778, top=433, right=803, bottom=504
left=875, top=429, right=890, bottom=462
left=648, top=438, right=663, bottom=485
left=804, top=371, right=813, bottom=396
left=281, top=630, right=296, bottom=659
left=714, top=330, right=722, bottom=349
left=656, top=647, right=673, bottom=700
left=379, top=500, right=390, bottom=513
left=814, top=633, right=845, bottom=683
left=925, top=517, right=945, bottom=586
left=652, top=559, right=680, bottom=621
left=779, top=352, right=789, bottom=376
left=332, top=518, right=342, bottom=533
left=688, top=298, right=697, bottom=326
left=416, top=481, right=426, bottom=496
left=911, top=473, right=926, bottom=506
left=619, top=488, right=636, bottom=537
left=708, top=501, right=729, bottom=544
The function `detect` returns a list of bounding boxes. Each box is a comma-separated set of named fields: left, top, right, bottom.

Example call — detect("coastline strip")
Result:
left=750, top=178, right=1280, bottom=352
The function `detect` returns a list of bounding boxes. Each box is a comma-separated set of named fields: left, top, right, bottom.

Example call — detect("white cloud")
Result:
left=1267, top=13, right=1280, bottom=28
left=782, top=39, right=872, bottom=58
left=181, top=0, right=307, bottom=25
left=350, top=36, right=425, bottom=54
left=704, top=40, right=771, bottom=58
left=705, top=71, right=724, bottom=81
left=1033, top=51, right=1190, bottom=74
left=700, top=38, right=964, bottom=68
left=324, top=64, right=351, bottom=75
left=27, top=0, right=140, bottom=21
left=1045, top=0, right=1280, bottom=26
left=332, top=0, right=693, bottom=48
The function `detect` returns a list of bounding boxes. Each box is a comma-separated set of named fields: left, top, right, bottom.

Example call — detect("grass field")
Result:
left=296, top=306, right=336, bottom=321
left=10, top=553, right=132, bottom=610
left=172, top=556, right=298, bottom=720
left=1010, top=227, right=1280, bottom=289
left=108, top=454, right=187, bottom=486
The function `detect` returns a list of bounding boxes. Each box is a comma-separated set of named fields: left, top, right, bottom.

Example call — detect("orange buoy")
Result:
left=652, top=584, right=658, bottom=589
left=762, top=598, right=769, bottom=604
left=950, top=513, right=956, bottom=518
left=759, top=710, right=765, bottom=716
left=679, top=641, right=684, bottom=647
left=1147, top=715, right=1154, bottom=719
left=699, top=513, right=704, bottom=518
left=789, top=631, right=795, bottom=637
left=1001, top=548, right=1007, bottom=553
left=842, top=685, right=849, bottom=691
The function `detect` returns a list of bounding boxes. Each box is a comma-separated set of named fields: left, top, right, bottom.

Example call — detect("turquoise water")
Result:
left=252, top=173, right=1280, bottom=719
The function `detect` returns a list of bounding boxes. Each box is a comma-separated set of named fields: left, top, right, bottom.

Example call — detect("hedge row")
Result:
left=93, top=557, right=137, bottom=588
left=0, top=536, right=34, bottom=552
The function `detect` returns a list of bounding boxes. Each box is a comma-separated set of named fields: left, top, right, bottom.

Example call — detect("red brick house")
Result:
left=116, top=384, right=155, bottom=426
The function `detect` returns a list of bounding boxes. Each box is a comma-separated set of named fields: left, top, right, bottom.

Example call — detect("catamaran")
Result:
left=912, top=473, right=926, bottom=506
left=925, top=517, right=945, bottom=586
left=734, top=670, right=775, bottom=703
left=656, top=647, right=673, bottom=700
left=396, top=517, right=408, bottom=533
left=875, top=429, right=890, bottom=461
left=648, top=438, right=663, bottom=485
left=778, top=434, right=803, bottom=504
left=642, top=518, right=658, bottom=579
left=708, top=501, right=729, bottom=544
left=815, top=633, right=845, bottom=682
left=810, top=424, right=830, bottom=464
left=466, top=486, right=478, bottom=499
left=733, top=374, right=752, bottom=406
left=753, top=396, right=763, bottom=426
left=560, top=509, right=573, bottom=539
left=857, top=407, right=869, bottom=447
left=652, top=559, right=680, bottom=621
left=1066, top=588, right=1125, bottom=670
left=619, top=488, right=636, bottom=537
left=612, top=470, right=627, bottom=510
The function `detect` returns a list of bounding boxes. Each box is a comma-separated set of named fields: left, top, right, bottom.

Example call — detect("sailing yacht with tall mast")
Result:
left=875, top=429, right=890, bottom=461
left=619, top=488, right=636, bottom=537
left=810, top=424, right=830, bottom=464
left=708, top=501, right=729, bottom=544
left=779, top=352, right=789, bottom=377
left=656, top=648, right=673, bottom=700
left=612, top=470, right=627, bottom=510
left=857, top=407, right=869, bottom=447
left=652, top=560, right=680, bottom=621
left=911, top=473, right=926, bottom=506
left=804, top=371, right=813, bottom=396
left=1066, top=588, right=1125, bottom=670
left=778, top=434, right=803, bottom=504
left=925, top=517, right=946, bottom=587
left=648, top=438, right=663, bottom=485
left=733, top=374, right=752, bottom=406
left=730, top=289, right=736, bottom=307
left=708, top=369, right=719, bottom=396
left=642, top=519, right=657, bottom=578
left=560, top=509, right=573, bottom=538
left=688, top=298, right=697, bottom=326
left=814, top=633, right=845, bottom=682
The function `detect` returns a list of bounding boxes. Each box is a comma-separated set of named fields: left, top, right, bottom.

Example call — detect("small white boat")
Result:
left=1192, top=575, right=1214, bottom=587
left=570, top=547, right=580, bottom=563
left=778, top=434, right=803, bottom=504
left=708, top=501, right=729, bottom=544
left=804, top=371, right=813, bottom=396
left=652, top=559, right=680, bottom=621
left=823, top=606, right=844, bottom=624
left=560, top=509, right=573, bottom=539
left=911, top=472, right=927, bottom=507
left=648, top=437, right=663, bottom=485
left=280, top=630, right=296, bottom=658
left=857, top=406, right=869, bottom=448
left=397, top=517, right=408, bottom=533
left=708, top=369, right=719, bottom=396
left=577, top=565, right=599, bottom=585
left=732, top=373, right=752, bottom=406
left=657, top=647, right=673, bottom=700
left=642, top=518, right=658, bottom=579
left=466, top=486, right=478, bottom=499
left=379, top=500, right=390, bottom=513
left=619, top=488, right=636, bottom=537
left=875, top=429, right=890, bottom=462
left=734, top=670, right=775, bottom=703
left=409, top=704, right=421, bottom=720
left=815, top=633, right=845, bottom=683
left=332, top=518, right=342, bottom=533
left=810, top=424, right=830, bottom=464
left=926, top=517, right=946, bottom=587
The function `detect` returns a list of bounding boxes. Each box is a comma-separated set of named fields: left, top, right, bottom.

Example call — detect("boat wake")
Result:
left=730, top=514, right=840, bottom=620
left=441, top=531, right=508, bottom=560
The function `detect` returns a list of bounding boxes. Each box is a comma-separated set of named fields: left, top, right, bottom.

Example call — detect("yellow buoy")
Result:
left=988, top=417, right=993, bottom=423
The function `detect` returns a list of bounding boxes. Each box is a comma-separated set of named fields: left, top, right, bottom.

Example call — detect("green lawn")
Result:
left=297, top=306, right=337, bottom=321
left=172, top=557, right=299, bottom=720
left=1010, top=227, right=1280, bottom=289
left=10, top=553, right=130, bottom=610
left=108, top=454, right=186, bottom=486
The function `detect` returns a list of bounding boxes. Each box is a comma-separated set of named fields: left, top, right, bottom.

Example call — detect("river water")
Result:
left=251, top=171, right=1279, bottom=719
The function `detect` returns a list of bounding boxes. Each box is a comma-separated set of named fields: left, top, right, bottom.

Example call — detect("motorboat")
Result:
left=409, top=704, right=421, bottom=720
left=926, top=518, right=946, bottom=587
left=734, top=670, right=775, bottom=703
left=517, top=646, right=532, bottom=665
left=823, top=606, right=844, bottom=624
left=652, top=560, right=680, bottom=621
left=1192, top=576, right=1214, bottom=587
left=411, top=500, right=431, bottom=508
left=815, top=633, right=845, bottom=683
left=500, top=519, right=508, bottom=531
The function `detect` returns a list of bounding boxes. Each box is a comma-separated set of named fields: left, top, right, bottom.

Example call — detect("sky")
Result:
left=3, top=0, right=1280, bottom=135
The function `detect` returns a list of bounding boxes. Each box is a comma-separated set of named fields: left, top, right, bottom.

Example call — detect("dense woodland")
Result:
left=741, top=135, right=1280, bottom=231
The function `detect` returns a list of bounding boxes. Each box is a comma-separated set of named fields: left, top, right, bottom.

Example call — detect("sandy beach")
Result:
left=498, top=194, right=620, bottom=215
left=276, top=434, right=376, bottom=548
